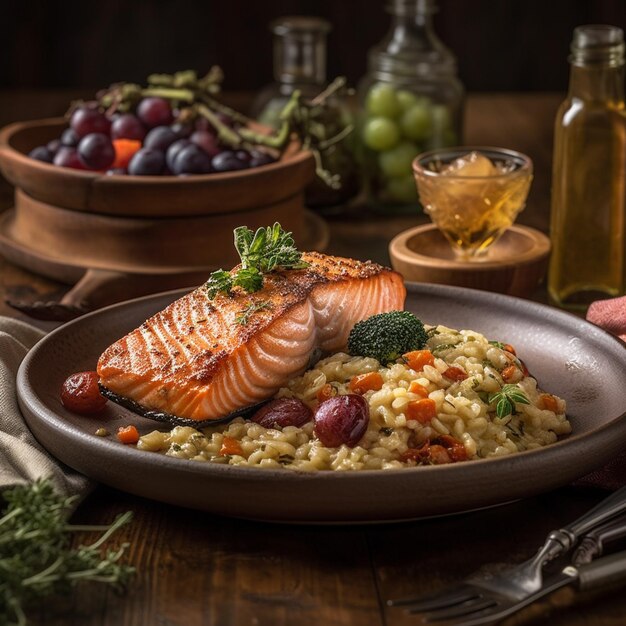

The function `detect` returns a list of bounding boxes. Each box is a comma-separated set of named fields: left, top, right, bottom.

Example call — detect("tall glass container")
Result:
left=357, top=0, right=464, bottom=210
left=548, top=25, right=626, bottom=310
left=251, top=16, right=359, bottom=209
left=252, top=16, right=331, bottom=128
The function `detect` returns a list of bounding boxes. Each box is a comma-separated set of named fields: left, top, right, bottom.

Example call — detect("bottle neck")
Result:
left=370, top=0, right=456, bottom=79
left=567, top=25, right=625, bottom=103
left=271, top=17, right=330, bottom=86
left=568, top=63, right=625, bottom=103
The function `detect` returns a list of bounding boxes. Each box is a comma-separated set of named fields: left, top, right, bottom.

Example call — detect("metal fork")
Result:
left=408, top=548, right=626, bottom=626
left=387, top=486, right=626, bottom=622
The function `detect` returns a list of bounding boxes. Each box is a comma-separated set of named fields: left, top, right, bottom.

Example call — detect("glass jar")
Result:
left=548, top=25, right=626, bottom=310
left=251, top=16, right=331, bottom=128
left=251, top=16, right=359, bottom=210
left=357, top=0, right=464, bottom=211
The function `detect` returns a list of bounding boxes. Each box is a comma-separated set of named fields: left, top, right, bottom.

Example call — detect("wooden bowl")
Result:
left=0, top=120, right=317, bottom=271
left=0, top=118, right=315, bottom=218
left=389, top=223, right=551, bottom=298
left=0, top=118, right=321, bottom=319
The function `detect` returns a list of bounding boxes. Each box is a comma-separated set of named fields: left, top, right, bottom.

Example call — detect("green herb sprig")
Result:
left=235, top=301, right=272, bottom=326
left=488, top=384, right=530, bottom=419
left=0, top=479, right=134, bottom=626
left=205, top=223, right=308, bottom=299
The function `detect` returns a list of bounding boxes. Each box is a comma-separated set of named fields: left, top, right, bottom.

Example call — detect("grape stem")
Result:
left=141, top=87, right=195, bottom=103
left=195, top=104, right=242, bottom=148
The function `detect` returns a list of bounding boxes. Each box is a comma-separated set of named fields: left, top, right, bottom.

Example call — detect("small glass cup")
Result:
left=412, top=147, right=533, bottom=260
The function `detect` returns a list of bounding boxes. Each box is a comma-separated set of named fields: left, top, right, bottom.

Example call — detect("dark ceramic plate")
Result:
left=17, top=284, right=626, bottom=523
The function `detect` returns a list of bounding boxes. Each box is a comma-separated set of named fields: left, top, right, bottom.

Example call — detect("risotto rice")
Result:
left=137, top=324, right=571, bottom=471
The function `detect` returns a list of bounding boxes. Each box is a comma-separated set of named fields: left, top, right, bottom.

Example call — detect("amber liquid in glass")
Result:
left=548, top=39, right=626, bottom=309
left=416, top=152, right=532, bottom=260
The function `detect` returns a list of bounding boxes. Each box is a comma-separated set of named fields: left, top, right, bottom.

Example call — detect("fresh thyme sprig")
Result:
left=488, top=384, right=530, bottom=419
left=235, top=301, right=272, bottom=326
left=0, top=479, right=134, bottom=626
left=205, top=223, right=308, bottom=299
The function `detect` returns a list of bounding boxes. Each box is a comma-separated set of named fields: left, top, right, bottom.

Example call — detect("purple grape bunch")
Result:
left=27, top=93, right=277, bottom=176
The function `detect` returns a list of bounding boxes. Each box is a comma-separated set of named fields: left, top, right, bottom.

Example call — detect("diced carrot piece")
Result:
left=406, top=398, right=437, bottom=423
left=117, top=425, right=139, bottom=445
left=404, top=350, right=435, bottom=372
left=540, top=393, right=559, bottom=413
left=349, top=372, right=384, bottom=394
left=316, top=383, right=336, bottom=403
left=501, top=365, right=518, bottom=383
left=408, top=381, right=429, bottom=398
left=503, top=344, right=517, bottom=356
left=428, top=445, right=452, bottom=464
left=443, top=366, right=468, bottom=381
left=219, top=436, right=243, bottom=456
left=112, top=139, right=142, bottom=169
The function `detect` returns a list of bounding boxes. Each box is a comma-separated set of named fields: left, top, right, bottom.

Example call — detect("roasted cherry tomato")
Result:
left=60, top=371, right=108, bottom=414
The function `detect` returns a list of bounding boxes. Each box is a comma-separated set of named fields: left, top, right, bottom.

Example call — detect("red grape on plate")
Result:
left=128, top=148, right=165, bottom=175
left=314, top=394, right=369, bottom=447
left=77, top=133, right=115, bottom=170
left=70, top=107, right=111, bottom=138
left=61, top=128, right=80, bottom=147
left=144, top=126, right=179, bottom=152
left=171, top=144, right=212, bottom=175
left=111, top=113, right=146, bottom=141
left=251, top=398, right=313, bottom=429
left=53, top=146, right=86, bottom=169
left=190, top=130, right=219, bottom=157
left=211, top=150, right=249, bottom=172
left=137, top=97, right=173, bottom=128
left=166, top=139, right=191, bottom=171
left=28, top=146, right=54, bottom=163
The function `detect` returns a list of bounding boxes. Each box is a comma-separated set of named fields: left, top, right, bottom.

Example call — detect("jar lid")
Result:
left=271, top=16, right=332, bottom=38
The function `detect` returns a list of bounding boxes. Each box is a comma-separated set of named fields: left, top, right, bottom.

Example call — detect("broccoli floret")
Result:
left=347, top=311, right=428, bottom=364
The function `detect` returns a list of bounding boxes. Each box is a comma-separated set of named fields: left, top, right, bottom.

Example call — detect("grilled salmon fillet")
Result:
left=97, top=252, right=406, bottom=422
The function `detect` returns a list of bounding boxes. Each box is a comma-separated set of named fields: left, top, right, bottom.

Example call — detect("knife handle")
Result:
left=573, top=514, right=626, bottom=565
left=565, top=487, right=626, bottom=542
left=577, top=550, right=626, bottom=591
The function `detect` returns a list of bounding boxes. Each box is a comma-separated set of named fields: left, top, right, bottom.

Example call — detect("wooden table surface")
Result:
left=1, top=92, right=625, bottom=625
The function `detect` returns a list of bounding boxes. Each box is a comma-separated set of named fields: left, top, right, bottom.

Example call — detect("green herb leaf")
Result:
left=489, top=340, right=506, bottom=350
left=489, top=384, right=530, bottom=419
left=206, top=223, right=308, bottom=299
left=235, top=300, right=272, bottom=326
left=205, top=269, right=233, bottom=298
left=233, top=267, right=263, bottom=293
left=432, top=343, right=460, bottom=355
left=496, top=397, right=513, bottom=418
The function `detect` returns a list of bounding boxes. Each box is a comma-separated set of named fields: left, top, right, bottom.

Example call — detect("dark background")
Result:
left=2, top=0, right=625, bottom=94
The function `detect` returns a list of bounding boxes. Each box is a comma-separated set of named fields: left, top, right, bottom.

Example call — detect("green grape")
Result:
left=362, top=117, right=400, bottom=151
left=400, top=101, right=432, bottom=141
left=366, top=83, right=401, bottom=119
left=431, top=104, right=452, bottom=131
left=397, top=90, right=418, bottom=112
left=427, top=106, right=457, bottom=148
left=386, top=174, right=419, bottom=203
left=379, top=141, right=418, bottom=178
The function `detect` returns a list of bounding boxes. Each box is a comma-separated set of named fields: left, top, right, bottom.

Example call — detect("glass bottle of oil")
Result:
left=548, top=25, right=626, bottom=310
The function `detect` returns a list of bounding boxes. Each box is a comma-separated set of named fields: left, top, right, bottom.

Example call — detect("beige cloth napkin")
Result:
left=0, top=316, right=92, bottom=498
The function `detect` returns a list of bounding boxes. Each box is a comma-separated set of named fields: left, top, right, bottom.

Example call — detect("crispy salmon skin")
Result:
left=97, top=252, right=406, bottom=422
